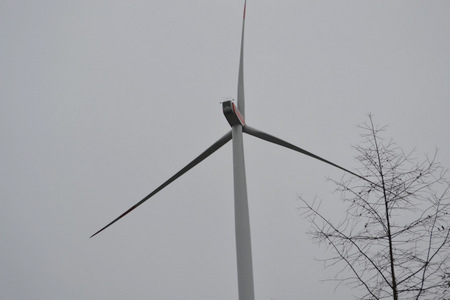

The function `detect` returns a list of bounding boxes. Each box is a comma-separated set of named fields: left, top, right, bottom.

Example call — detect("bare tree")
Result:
left=301, top=115, right=450, bottom=300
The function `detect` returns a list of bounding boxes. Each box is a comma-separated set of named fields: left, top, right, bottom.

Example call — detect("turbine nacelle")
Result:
left=223, top=100, right=245, bottom=127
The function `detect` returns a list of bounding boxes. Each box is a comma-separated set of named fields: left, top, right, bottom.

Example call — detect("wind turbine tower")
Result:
left=91, top=1, right=373, bottom=299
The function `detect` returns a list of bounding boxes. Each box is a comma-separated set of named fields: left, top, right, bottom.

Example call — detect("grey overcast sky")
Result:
left=1, top=1, right=449, bottom=299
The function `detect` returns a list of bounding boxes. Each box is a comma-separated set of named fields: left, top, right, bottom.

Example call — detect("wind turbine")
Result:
left=91, top=1, right=373, bottom=299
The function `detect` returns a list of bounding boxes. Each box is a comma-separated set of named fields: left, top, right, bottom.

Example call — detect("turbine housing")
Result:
left=223, top=101, right=245, bottom=127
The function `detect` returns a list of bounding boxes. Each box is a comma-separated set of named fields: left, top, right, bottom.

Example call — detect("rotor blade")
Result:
left=243, top=125, right=376, bottom=185
left=90, top=130, right=232, bottom=238
left=237, top=0, right=246, bottom=117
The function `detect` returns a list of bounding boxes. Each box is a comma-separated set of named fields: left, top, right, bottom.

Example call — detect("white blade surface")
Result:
left=90, top=130, right=232, bottom=238
left=243, top=125, right=376, bottom=185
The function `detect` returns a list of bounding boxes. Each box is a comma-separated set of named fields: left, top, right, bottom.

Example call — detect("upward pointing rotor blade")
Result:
left=90, top=130, right=232, bottom=238
left=237, top=0, right=246, bottom=117
left=243, top=125, right=375, bottom=185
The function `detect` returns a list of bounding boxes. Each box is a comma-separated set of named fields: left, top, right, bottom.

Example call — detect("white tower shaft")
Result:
left=232, top=124, right=254, bottom=300
left=234, top=1, right=254, bottom=298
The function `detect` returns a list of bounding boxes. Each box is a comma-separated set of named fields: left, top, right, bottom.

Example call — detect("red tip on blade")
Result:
left=243, top=4, right=246, bottom=19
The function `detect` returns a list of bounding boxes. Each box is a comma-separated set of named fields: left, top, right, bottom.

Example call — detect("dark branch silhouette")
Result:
left=301, top=115, right=450, bottom=300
